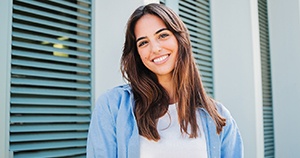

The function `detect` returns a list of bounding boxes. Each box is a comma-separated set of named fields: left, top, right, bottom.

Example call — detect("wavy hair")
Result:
left=121, top=3, right=226, bottom=141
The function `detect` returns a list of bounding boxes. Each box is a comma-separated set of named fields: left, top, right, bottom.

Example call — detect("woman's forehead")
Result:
left=134, top=14, right=166, bottom=38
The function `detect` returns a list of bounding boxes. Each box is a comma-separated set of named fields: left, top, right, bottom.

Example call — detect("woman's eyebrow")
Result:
left=155, top=28, right=168, bottom=35
left=136, top=28, right=168, bottom=43
left=136, top=36, right=146, bottom=43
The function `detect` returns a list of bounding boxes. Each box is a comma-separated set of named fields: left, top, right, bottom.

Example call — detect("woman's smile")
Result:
left=152, top=54, right=170, bottom=64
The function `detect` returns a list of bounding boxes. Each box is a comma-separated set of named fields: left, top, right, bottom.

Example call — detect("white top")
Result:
left=140, top=103, right=208, bottom=158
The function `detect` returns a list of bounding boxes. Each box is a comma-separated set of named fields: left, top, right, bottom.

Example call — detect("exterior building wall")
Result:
left=211, top=0, right=264, bottom=157
left=0, top=1, right=12, bottom=157
left=268, top=0, right=300, bottom=157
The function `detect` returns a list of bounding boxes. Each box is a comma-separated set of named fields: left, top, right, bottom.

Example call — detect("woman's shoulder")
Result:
left=105, top=84, right=131, bottom=94
left=214, top=101, right=233, bottom=120
left=95, top=84, right=133, bottom=110
left=98, top=84, right=132, bottom=100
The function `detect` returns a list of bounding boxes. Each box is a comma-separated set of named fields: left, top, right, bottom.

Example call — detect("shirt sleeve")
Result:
left=86, top=94, right=117, bottom=158
left=218, top=103, right=244, bottom=158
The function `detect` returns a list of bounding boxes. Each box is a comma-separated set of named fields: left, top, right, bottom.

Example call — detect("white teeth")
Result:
left=153, top=55, right=168, bottom=63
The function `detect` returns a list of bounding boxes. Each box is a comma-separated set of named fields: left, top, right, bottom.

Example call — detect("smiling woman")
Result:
left=87, top=3, right=243, bottom=158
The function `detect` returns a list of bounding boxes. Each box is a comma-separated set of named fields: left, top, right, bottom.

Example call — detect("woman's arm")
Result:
left=217, top=103, right=244, bottom=158
left=87, top=94, right=117, bottom=158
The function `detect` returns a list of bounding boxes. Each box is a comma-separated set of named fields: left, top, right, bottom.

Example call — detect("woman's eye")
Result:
left=159, top=33, right=169, bottom=39
left=138, top=41, right=148, bottom=47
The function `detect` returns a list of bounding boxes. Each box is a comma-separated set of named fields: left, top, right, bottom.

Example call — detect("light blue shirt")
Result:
left=87, top=84, right=244, bottom=158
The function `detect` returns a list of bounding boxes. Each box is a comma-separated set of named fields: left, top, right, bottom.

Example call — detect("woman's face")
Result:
left=134, top=14, right=178, bottom=82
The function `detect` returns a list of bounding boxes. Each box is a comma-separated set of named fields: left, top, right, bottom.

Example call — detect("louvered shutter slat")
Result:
left=11, top=69, right=90, bottom=81
left=12, top=32, right=91, bottom=50
left=10, top=132, right=87, bottom=142
left=189, top=0, right=209, bottom=6
left=48, top=0, right=91, bottom=12
left=78, top=0, right=91, bottom=5
left=195, top=63, right=212, bottom=72
left=200, top=80, right=213, bottom=87
left=11, top=107, right=90, bottom=115
left=12, top=41, right=90, bottom=57
left=10, top=140, right=86, bottom=151
left=11, top=87, right=90, bottom=97
left=192, top=48, right=212, bottom=56
left=193, top=53, right=212, bottom=63
left=10, top=116, right=90, bottom=123
left=11, top=78, right=90, bottom=89
left=190, top=35, right=211, bottom=46
left=12, top=50, right=91, bottom=65
left=191, top=42, right=211, bottom=52
left=11, top=98, right=90, bottom=106
left=13, top=148, right=86, bottom=158
left=199, top=71, right=213, bottom=78
left=10, top=124, right=89, bottom=133
left=195, top=60, right=213, bottom=69
left=12, top=59, right=90, bottom=73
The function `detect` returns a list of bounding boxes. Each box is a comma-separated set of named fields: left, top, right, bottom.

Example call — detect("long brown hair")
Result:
left=121, top=3, right=226, bottom=141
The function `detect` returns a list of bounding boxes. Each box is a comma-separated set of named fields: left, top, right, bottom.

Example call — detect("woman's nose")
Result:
left=151, top=41, right=161, bottom=54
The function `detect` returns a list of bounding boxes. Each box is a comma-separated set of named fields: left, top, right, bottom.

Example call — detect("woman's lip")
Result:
left=152, top=54, right=170, bottom=63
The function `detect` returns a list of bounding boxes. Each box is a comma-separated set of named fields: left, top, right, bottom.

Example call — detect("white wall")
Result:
left=211, top=0, right=264, bottom=157
left=268, top=0, right=300, bottom=157
left=93, top=0, right=145, bottom=101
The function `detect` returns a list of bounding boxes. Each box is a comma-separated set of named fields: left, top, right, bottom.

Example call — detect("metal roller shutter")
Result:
left=258, top=0, right=275, bottom=157
left=10, top=0, right=92, bottom=157
left=178, top=0, right=213, bottom=97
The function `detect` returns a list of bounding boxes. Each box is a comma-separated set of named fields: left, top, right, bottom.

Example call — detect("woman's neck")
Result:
left=158, top=76, right=176, bottom=104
